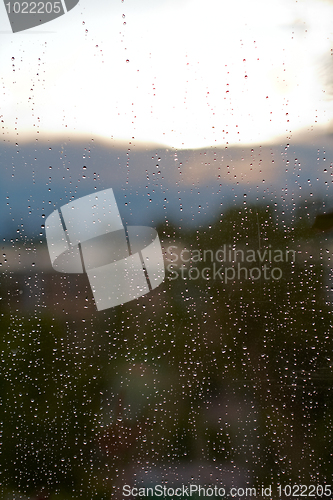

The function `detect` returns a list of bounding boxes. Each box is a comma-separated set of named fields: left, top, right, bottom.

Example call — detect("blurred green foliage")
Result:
left=1, top=203, right=333, bottom=499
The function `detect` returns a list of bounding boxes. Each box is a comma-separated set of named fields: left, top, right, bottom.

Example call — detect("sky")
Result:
left=0, top=0, right=332, bottom=149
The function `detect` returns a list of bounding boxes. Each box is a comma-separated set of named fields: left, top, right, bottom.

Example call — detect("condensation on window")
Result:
left=1, top=0, right=333, bottom=498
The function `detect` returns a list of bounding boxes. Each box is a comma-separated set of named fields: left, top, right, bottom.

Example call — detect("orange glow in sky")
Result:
left=0, top=0, right=332, bottom=148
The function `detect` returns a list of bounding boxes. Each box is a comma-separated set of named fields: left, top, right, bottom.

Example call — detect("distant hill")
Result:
left=0, top=133, right=332, bottom=239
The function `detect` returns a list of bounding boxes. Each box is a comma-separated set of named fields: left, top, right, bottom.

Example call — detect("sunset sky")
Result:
left=0, top=0, right=332, bottom=149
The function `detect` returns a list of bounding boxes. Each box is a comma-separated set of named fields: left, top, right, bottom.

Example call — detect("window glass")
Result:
left=1, top=0, right=333, bottom=498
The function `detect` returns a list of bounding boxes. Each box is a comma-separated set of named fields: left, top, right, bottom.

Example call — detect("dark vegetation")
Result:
left=0, top=203, right=332, bottom=499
